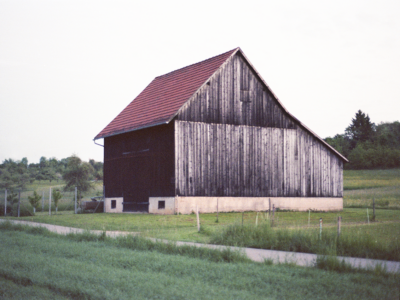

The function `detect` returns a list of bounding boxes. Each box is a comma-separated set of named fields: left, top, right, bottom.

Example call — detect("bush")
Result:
left=0, top=204, right=12, bottom=216
left=11, top=203, right=34, bottom=217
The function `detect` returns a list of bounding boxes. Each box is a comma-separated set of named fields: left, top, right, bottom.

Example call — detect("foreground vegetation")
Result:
left=0, top=224, right=398, bottom=300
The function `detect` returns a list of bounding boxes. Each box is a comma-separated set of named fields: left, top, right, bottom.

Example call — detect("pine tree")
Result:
left=345, top=110, right=375, bottom=149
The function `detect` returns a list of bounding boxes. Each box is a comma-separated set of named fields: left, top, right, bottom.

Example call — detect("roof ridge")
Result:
left=156, top=47, right=239, bottom=78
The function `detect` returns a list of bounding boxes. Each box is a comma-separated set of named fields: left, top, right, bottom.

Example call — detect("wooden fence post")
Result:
left=17, top=188, right=21, bottom=218
left=4, top=189, right=7, bottom=216
left=372, top=198, right=376, bottom=222
left=216, top=198, right=219, bottom=223
left=74, top=187, right=77, bottom=214
left=196, top=205, right=200, bottom=232
left=103, top=186, right=106, bottom=213
left=319, top=218, right=322, bottom=239
left=49, top=187, right=51, bottom=216
left=272, top=204, right=275, bottom=227
left=268, top=198, right=271, bottom=217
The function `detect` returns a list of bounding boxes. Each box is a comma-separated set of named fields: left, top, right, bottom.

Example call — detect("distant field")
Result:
left=343, top=169, right=400, bottom=209
left=0, top=224, right=398, bottom=300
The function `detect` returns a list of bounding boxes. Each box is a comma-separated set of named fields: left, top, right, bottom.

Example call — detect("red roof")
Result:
left=95, top=48, right=238, bottom=139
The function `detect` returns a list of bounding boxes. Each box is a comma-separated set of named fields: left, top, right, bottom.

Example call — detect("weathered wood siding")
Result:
left=175, top=121, right=343, bottom=198
left=177, top=52, right=297, bottom=129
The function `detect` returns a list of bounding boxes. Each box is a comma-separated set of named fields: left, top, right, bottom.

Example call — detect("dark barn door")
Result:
left=122, top=153, right=153, bottom=212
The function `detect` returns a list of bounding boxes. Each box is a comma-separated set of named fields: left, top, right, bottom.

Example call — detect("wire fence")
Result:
left=0, top=184, right=104, bottom=217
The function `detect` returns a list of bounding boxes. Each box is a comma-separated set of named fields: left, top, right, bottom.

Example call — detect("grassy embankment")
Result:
left=0, top=223, right=398, bottom=300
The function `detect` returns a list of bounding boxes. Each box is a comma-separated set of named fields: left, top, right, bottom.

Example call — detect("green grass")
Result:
left=4, top=208, right=398, bottom=242
left=2, top=208, right=399, bottom=261
left=0, top=224, right=398, bottom=299
left=343, top=168, right=400, bottom=209
left=210, top=222, right=400, bottom=261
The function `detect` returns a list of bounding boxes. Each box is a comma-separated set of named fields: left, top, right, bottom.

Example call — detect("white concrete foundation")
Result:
left=104, top=197, right=123, bottom=213
left=174, top=196, right=343, bottom=215
left=149, top=197, right=175, bottom=214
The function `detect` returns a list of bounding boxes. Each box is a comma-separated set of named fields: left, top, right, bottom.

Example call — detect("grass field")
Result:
left=0, top=224, right=398, bottom=300
left=343, top=169, right=400, bottom=209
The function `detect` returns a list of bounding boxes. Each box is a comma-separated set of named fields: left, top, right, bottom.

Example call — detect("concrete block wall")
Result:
left=104, top=197, right=123, bottom=213
left=174, top=197, right=343, bottom=214
left=149, top=197, right=175, bottom=214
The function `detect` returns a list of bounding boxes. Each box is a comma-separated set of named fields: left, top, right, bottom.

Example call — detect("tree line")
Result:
left=324, top=110, right=400, bottom=169
left=0, top=155, right=103, bottom=191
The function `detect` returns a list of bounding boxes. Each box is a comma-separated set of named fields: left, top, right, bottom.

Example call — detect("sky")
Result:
left=1, top=0, right=399, bottom=164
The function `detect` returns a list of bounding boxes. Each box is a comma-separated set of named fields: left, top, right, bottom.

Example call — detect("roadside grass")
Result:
left=0, top=224, right=398, bottom=300
left=209, top=222, right=400, bottom=261
left=343, top=168, right=400, bottom=209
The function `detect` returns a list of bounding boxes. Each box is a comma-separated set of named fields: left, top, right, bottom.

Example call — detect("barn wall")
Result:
left=177, top=52, right=297, bottom=129
left=175, top=121, right=343, bottom=198
left=104, top=123, right=175, bottom=201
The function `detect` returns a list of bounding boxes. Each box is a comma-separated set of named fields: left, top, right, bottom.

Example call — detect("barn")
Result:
left=94, top=48, right=348, bottom=214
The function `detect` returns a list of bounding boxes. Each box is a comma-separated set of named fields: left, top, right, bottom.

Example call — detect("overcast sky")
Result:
left=1, top=0, right=399, bottom=164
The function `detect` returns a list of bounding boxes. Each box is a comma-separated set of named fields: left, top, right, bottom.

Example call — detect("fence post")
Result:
left=268, top=198, right=271, bottom=217
left=319, top=218, right=322, bottom=239
left=216, top=198, right=219, bottom=223
left=4, top=189, right=7, bottom=216
left=372, top=198, right=376, bottom=222
left=42, top=190, right=44, bottom=212
left=49, top=187, right=52, bottom=216
left=337, top=216, right=341, bottom=237
left=103, top=186, right=105, bottom=213
left=74, top=187, right=77, bottom=214
left=272, top=204, right=275, bottom=227
left=17, top=188, right=21, bottom=218
left=196, top=205, right=200, bottom=232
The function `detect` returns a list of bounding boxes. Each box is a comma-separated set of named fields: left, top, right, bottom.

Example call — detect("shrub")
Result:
left=11, top=203, right=34, bottom=217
